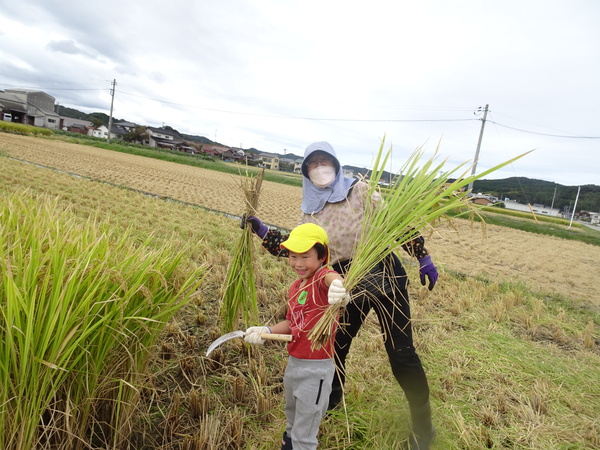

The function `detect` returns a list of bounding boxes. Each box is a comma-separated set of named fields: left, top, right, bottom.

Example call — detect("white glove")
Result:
left=244, top=326, right=271, bottom=345
left=328, top=279, right=350, bottom=306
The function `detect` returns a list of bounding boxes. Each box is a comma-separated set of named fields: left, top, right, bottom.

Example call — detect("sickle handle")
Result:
left=260, top=333, right=293, bottom=342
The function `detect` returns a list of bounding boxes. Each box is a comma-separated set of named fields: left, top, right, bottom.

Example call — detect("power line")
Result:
left=3, top=79, right=597, bottom=138
left=118, top=90, right=478, bottom=123
left=0, top=83, right=105, bottom=92
left=487, top=120, right=600, bottom=139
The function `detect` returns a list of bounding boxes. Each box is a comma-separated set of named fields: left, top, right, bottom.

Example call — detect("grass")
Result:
left=472, top=209, right=600, bottom=246
left=0, top=121, right=53, bottom=136
left=1, top=138, right=599, bottom=448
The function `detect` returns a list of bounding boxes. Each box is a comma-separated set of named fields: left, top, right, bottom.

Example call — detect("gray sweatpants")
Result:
left=284, top=356, right=334, bottom=450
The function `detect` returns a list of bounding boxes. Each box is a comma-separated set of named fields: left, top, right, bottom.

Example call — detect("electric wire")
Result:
left=117, top=90, right=479, bottom=123
left=487, top=120, right=600, bottom=139
left=2, top=80, right=598, bottom=140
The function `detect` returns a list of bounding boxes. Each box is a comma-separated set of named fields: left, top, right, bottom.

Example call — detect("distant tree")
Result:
left=123, top=126, right=148, bottom=144
left=88, top=112, right=110, bottom=125
left=279, top=161, right=295, bottom=172
left=56, top=105, right=87, bottom=119
left=162, top=125, right=181, bottom=137
left=90, top=117, right=104, bottom=128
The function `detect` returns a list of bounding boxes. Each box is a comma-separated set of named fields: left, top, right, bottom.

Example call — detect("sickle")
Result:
left=205, top=330, right=292, bottom=357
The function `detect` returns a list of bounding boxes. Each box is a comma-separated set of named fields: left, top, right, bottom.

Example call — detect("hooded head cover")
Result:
left=301, top=141, right=355, bottom=214
left=281, top=223, right=330, bottom=263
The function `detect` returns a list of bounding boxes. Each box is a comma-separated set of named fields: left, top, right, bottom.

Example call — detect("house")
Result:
left=468, top=193, right=500, bottom=207
left=579, top=211, right=600, bottom=224
left=91, top=125, right=110, bottom=139
left=228, top=147, right=248, bottom=163
left=113, top=121, right=138, bottom=132
left=67, top=123, right=91, bottom=135
left=293, top=160, right=303, bottom=174
left=471, top=196, right=496, bottom=206
left=257, top=152, right=280, bottom=170
left=503, top=200, right=561, bottom=216
left=178, top=144, right=197, bottom=154
left=146, top=126, right=202, bottom=153
left=279, top=155, right=300, bottom=172
left=201, top=145, right=247, bottom=161
left=109, top=123, right=129, bottom=140
left=147, top=126, right=180, bottom=148
left=0, top=91, right=27, bottom=124
left=202, top=145, right=231, bottom=158
left=60, top=116, right=93, bottom=135
left=2, top=89, right=60, bottom=129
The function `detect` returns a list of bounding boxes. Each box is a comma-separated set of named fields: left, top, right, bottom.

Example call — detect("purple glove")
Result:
left=242, top=215, right=268, bottom=239
left=419, top=255, right=438, bottom=290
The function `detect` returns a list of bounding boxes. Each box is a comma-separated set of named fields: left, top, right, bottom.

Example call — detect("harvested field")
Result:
left=0, top=134, right=302, bottom=229
left=1, top=133, right=598, bottom=305
left=425, top=220, right=599, bottom=305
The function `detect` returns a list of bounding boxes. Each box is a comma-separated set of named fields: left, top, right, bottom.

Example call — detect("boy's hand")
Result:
left=244, top=326, right=271, bottom=345
left=328, top=279, right=350, bottom=306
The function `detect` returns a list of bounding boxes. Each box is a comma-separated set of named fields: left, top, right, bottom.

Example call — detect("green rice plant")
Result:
left=0, top=123, right=53, bottom=136
left=309, top=139, right=532, bottom=348
left=0, top=190, right=204, bottom=449
left=220, top=168, right=265, bottom=332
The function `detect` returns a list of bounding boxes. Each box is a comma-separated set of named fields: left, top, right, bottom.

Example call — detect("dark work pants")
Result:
left=331, top=253, right=430, bottom=409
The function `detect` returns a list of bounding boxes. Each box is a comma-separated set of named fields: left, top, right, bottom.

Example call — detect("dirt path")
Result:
left=2, top=133, right=598, bottom=305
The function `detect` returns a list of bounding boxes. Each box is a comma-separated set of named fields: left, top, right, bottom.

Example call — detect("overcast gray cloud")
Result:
left=1, top=0, right=598, bottom=186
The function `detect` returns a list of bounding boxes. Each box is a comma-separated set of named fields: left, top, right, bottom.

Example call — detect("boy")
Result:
left=244, top=223, right=350, bottom=450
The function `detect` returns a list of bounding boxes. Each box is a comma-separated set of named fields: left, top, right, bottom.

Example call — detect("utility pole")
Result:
left=468, top=104, right=489, bottom=192
left=567, top=186, right=581, bottom=229
left=107, top=79, right=116, bottom=144
left=550, top=186, right=557, bottom=214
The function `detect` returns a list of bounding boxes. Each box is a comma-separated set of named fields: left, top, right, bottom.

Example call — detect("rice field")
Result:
left=0, top=134, right=302, bottom=229
left=1, top=133, right=599, bottom=449
left=1, top=133, right=597, bottom=306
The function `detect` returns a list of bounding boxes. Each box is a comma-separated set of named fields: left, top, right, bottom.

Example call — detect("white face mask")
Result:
left=309, top=165, right=336, bottom=188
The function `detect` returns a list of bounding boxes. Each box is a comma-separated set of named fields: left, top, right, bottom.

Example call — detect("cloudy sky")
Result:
left=1, top=0, right=599, bottom=186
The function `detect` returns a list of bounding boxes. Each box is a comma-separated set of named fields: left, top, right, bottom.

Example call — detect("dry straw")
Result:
left=221, top=168, right=265, bottom=332
left=308, top=139, right=531, bottom=348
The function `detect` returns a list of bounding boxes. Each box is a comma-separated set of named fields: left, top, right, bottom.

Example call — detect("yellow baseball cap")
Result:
left=281, top=223, right=329, bottom=262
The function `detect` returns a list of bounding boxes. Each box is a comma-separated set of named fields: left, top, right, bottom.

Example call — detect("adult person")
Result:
left=244, top=141, right=438, bottom=449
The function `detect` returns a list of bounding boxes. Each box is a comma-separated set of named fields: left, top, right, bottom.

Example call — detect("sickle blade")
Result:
left=205, top=330, right=245, bottom=357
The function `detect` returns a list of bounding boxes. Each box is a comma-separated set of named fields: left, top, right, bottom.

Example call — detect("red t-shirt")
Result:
left=286, top=266, right=338, bottom=359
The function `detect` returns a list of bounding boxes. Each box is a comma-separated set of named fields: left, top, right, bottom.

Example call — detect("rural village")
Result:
left=3, top=87, right=599, bottom=226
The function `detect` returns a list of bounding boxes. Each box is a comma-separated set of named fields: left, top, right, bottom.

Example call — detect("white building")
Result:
left=503, top=200, right=561, bottom=217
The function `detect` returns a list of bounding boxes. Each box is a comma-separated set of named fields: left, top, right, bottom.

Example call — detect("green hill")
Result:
left=471, top=177, right=599, bottom=213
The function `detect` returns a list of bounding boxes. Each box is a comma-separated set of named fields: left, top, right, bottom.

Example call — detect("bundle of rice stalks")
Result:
left=221, top=168, right=265, bottom=332
left=308, top=139, right=531, bottom=348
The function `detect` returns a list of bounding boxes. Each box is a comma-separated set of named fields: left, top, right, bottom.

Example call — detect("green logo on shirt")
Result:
left=298, top=291, right=307, bottom=305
